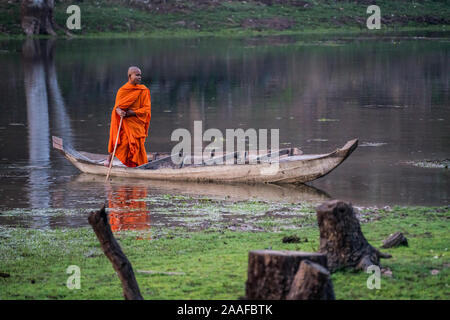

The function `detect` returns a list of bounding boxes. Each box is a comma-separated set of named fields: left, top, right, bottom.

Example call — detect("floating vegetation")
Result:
left=362, top=104, right=407, bottom=109
left=360, top=142, right=388, bottom=147
left=0, top=193, right=321, bottom=232
left=0, top=208, right=94, bottom=217
left=403, top=159, right=450, bottom=169
left=0, top=190, right=435, bottom=235
left=295, top=40, right=346, bottom=47
left=317, top=118, right=340, bottom=122
left=307, top=138, right=328, bottom=142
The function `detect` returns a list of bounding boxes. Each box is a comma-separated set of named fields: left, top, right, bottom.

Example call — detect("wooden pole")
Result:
left=105, top=116, right=123, bottom=182
left=88, top=205, right=143, bottom=300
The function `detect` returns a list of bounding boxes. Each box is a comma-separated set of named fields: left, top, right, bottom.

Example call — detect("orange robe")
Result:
left=108, top=82, right=151, bottom=167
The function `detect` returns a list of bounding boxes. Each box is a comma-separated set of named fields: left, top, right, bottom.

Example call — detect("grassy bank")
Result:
left=0, top=202, right=448, bottom=300
left=0, top=0, right=449, bottom=39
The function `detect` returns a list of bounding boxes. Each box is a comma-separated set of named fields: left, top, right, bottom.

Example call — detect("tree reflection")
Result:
left=22, top=39, right=73, bottom=215
left=23, top=39, right=51, bottom=213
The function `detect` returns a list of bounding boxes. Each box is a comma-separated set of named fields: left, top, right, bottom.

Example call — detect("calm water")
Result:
left=0, top=35, right=449, bottom=229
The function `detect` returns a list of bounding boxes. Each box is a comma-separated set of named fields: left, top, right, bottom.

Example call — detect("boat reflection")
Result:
left=77, top=173, right=332, bottom=203
left=107, top=185, right=151, bottom=233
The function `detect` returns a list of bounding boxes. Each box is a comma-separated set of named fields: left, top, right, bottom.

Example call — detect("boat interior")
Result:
left=78, top=147, right=305, bottom=170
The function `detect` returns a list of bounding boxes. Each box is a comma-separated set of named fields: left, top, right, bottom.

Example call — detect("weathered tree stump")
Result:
left=21, top=0, right=57, bottom=36
left=317, top=200, right=391, bottom=272
left=245, top=250, right=327, bottom=300
left=88, top=205, right=143, bottom=300
left=381, top=232, right=408, bottom=248
left=286, top=260, right=335, bottom=300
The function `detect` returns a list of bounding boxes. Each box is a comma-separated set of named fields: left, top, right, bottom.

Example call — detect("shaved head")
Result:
left=127, top=66, right=142, bottom=85
left=128, top=66, right=141, bottom=76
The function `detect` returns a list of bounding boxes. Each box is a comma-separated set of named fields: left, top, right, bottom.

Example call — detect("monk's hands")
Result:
left=115, top=108, right=135, bottom=118
left=125, top=110, right=136, bottom=117
left=116, top=108, right=126, bottom=118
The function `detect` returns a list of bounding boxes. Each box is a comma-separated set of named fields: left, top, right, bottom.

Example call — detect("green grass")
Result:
left=0, top=0, right=448, bottom=39
left=0, top=205, right=448, bottom=299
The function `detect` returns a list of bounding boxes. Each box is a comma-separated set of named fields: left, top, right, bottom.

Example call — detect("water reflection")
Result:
left=22, top=39, right=74, bottom=224
left=107, top=185, right=150, bottom=232
left=76, top=174, right=332, bottom=203
left=46, top=45, right=73, bottom=146
left=23, top=39, right=51, bottom=221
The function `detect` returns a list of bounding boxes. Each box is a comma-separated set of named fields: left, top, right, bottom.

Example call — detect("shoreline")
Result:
left=1, top=25, right=449, bottom=41
left=0, top=191, right=448, bottom=230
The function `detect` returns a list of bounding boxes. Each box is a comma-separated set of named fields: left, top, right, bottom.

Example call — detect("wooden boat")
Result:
left=52, top=136, right=358, bottom=184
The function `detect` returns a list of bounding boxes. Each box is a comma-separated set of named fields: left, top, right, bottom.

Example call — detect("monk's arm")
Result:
left=115, top=105, right=135, bottom=118
left=114, top=89, right=129, bottom=117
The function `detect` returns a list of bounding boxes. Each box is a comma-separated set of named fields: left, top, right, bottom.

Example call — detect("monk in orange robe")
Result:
left=105, top=66, right=151, bottom=167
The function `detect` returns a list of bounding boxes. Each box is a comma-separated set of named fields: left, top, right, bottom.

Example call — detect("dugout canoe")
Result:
left=52, top=136, right=358, bottom=184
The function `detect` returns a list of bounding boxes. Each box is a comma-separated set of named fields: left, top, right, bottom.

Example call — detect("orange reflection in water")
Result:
left=108, top=186, right=151, bottom=235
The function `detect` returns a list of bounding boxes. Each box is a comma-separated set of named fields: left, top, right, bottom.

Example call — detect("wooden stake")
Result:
left=88, top=205, right=143, bottom=300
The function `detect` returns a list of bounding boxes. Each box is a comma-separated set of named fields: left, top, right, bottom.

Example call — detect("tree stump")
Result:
left=317, top=200, right=391, bottom=272
left=286, top=260, right=335, bottom=300
left=381, top=232, right=408, bottom=248
left=245, top=250, right=327, bottom=300
left=21, top=0, right=57, bottom=36
left=88, top=205, right=143, bottom=300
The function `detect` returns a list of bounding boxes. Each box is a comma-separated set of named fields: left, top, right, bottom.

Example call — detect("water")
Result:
left=0, top=35, right=449, bottom=229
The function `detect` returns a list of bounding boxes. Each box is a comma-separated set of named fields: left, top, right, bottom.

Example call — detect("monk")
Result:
left=105, top=66, right=151, bottom=167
